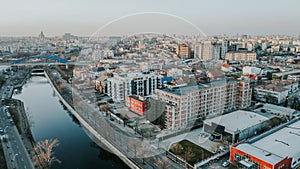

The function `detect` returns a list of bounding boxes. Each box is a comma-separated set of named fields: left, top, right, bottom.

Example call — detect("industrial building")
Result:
left=204, top=110, right=270, bottom=143
left=230, top=118, right=300, bottom=169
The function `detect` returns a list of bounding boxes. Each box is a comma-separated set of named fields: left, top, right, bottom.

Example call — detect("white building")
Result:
left=254, top=84, right=288, bottom=104
left=204, top=110, right=270, bottom=142
left=107, top=72, right=158, bottom=103
left=255, top=104, right=299, bottom=119
left=243, top=66, right=261, bottom=75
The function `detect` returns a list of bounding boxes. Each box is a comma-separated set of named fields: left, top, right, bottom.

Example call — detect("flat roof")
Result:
left=273, top=69, right=300, bottom=77
left=236, top=143, right=283, bottom=165
left=255, top=84, right=288, bottom=92
left=235, top=119, right=300, bottom=164
left=252, top=119, right=300, bottom=160
left=160, top=85, right=205, bottom=96
left=263, top=103, right=297, bottom=115
left=159, top=78, right=238, bottom=96
left=205, top=110, right=269, bottom=133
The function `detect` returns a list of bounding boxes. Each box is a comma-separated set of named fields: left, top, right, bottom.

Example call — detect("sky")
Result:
left=0, top=0, right=299, bottom=37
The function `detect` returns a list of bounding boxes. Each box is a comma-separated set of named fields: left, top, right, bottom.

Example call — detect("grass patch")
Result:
left=169, top=140, right=213, bottom=166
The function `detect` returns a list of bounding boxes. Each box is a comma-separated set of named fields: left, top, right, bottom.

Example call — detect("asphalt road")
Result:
left=1, top=76, right=34, bottom=169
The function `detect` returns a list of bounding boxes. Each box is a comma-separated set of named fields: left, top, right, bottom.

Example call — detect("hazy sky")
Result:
left=0, top=0, right=299, bottom=36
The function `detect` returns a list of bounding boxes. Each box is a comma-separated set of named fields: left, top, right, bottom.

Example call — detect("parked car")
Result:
left=222, top=161, right=230, bottom=167
left=0, top=128, right=4, bottom=135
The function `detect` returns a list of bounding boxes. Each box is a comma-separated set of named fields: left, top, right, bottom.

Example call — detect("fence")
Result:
left=166, top=151, right=194, bottom=169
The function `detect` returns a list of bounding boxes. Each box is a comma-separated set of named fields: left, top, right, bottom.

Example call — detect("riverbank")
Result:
left=11, top=70, right=36, bottom=167
left=3, top=71, right=36, bottom=168
left=6, top=99, right=35, bottom=161
left=0, top=68, right=35, bottom=169
left=45, top=69, right=140, bottom=169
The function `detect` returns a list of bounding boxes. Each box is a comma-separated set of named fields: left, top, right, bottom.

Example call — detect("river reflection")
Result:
left=13, top=76, right=129, bottom=169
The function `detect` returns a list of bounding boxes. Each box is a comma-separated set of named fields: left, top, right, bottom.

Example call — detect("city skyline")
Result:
left=1, top=0, right=299, bottom=37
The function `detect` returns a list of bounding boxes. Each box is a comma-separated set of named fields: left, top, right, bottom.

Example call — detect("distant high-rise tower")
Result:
left=178, top=43, right=191, bottom=59
left=199, top=41, right=221, bottom=61
left=38, top=31, right=45, bottom=41
left=221, top=40, right=229, bottom=59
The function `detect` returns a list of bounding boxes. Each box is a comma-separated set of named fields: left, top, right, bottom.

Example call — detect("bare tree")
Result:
left=170, top=143, right=183, bottom=154
left=32, top=139, right=61, bottom=169
left=156, top=156, right=171, bottom=169
left=184, top=147, right=194, bottom=163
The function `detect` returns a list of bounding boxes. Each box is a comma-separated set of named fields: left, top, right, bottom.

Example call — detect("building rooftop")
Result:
left=235, top=143, right=283, bottom=165
left=262, top=103, right=297, bottom=116
left=235, top=118, right=300, bottom=165
left=160, top=85, right=204, bottom=96
left=251, top=119, right=300, bottom=160
left=204, top=110, right=269, bottom=133
left=255, top=84, right=288, bottom=92
left=159, top=78, right=239, bottom=96
left=227, top=51, right=256, bottom=53
left=128, top=95, right=146, bottom=102
left=273, top=69, right=300, bottom=77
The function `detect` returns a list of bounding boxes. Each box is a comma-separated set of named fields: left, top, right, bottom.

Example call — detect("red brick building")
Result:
left=127, top=96, right=146, bottom=116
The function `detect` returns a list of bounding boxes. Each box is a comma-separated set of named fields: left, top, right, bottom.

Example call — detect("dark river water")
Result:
left=13, top=76, right=129, bottom=169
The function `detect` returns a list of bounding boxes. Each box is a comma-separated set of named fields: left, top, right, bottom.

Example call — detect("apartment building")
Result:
left=254, top=80, right=298, bottom=104
left=126, top=95, right=146, bottom=116
left=195, top=41, right=221, bottom=61
left=225, top=51, right=257, bottom=62
left=107, top=72, right=159, bottom=103
left=156, top=79, right=252, bottom=130
left=178, top=43, right=191, bottom=59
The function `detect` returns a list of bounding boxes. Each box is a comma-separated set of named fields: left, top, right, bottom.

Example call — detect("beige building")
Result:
left=225, top=51, right=257, bottom=61
left=195, top=41, right=221, bottom=61
left=155, top=79, right=252, bottom=130
left=178, top=44, right=191, bottom=59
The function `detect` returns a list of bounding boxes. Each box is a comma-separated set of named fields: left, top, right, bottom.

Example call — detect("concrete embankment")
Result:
left=44, top=72, right=140, bottom=169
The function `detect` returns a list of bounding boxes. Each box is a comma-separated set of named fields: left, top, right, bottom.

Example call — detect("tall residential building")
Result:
left=194, top=43, right=202, bottom=58
left=38, top=31, right=45, bottom=41
left=178, top=44, right=191, bottom=59
left=155, top=79, right=252, bottom=130
left=198, top=41, right=221, bottom=61
left=202, top=41, right=213, bottom=61
left=221, top=40, right=229, bottom=59
left=107, top=72, right=159, bottom=103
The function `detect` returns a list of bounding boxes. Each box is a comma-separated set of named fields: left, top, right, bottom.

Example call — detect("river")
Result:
left=13, top=76, right=129, bottom=169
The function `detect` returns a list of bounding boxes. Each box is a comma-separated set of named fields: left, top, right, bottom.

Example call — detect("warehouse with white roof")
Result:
left=204, top=110, right=270, bottom=143
left=230, top=118, right=300, bottom=169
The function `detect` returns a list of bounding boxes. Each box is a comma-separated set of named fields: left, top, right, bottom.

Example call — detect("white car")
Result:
left=0, top=128, right=4, bottom=135
left=222, top=161, right=230, bottom=167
